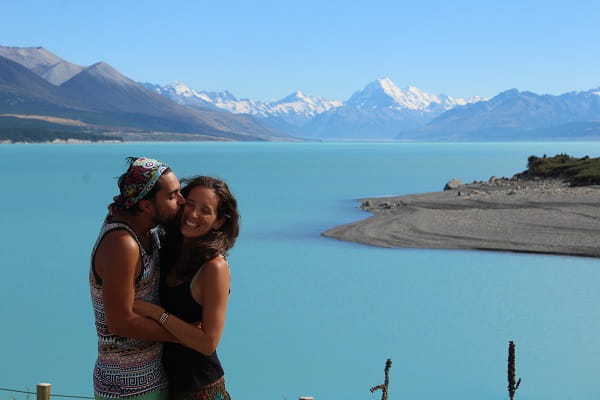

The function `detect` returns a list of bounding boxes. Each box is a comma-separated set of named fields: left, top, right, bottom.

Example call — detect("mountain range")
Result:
left=2, top=44, right=600, bottom=142
left=299, top=79, right=484, bottom=139
left=0, top=45, right=290, bottom=141
left=141, top=81, right=344, bottom=134
left=410, top=88, right=600, bottom=140
left=143, top=78, right=484, bottom=139
left=146, top=78, right=600, bottom=141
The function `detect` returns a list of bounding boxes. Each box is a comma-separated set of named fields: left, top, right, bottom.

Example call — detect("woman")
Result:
left=134, top=176, right=240, bottom=400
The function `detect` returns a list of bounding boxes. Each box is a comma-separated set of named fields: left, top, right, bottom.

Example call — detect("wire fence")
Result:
left=0, top=386, right=93, bottom=399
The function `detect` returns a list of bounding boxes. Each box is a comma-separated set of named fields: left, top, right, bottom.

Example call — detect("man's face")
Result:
left=150, top=172, right=184, bottom=225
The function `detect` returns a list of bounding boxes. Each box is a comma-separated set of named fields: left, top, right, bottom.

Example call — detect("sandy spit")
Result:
left=323, top=178, right=600, bottom=258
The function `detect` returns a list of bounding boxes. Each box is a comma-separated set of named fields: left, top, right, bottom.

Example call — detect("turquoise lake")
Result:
left=1, top=141, right=599, bottom=400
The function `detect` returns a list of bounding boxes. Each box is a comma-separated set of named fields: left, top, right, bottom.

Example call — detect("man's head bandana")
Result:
left=112, top=157, right=170, bottom=209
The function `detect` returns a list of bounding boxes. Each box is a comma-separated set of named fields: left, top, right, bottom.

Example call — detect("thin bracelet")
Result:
left=159, top=311, right=170, bottom=325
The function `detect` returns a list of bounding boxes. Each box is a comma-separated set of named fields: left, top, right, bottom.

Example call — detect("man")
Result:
left=90, top=157, right=185, bottom=400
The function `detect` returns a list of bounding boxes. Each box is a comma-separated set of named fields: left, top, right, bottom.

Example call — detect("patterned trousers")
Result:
left=169, top=377, right=231, bottom=400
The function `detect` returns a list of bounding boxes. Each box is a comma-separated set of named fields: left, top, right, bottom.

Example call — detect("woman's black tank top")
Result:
left=161, top=275, right=224, bottom=390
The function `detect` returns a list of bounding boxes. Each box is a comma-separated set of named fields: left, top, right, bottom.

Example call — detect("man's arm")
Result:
left=94, top=230, right=176, bottom=342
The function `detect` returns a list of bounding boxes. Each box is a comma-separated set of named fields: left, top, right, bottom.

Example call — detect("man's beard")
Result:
left=152, top=207, right=181, bottom=225
left=152, top=206, right=179, bottom=226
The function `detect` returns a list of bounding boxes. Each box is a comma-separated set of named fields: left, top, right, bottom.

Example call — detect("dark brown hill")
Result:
left=0, top=55, right=86, bottom=113
left=0, top=50, right=293, bottom=141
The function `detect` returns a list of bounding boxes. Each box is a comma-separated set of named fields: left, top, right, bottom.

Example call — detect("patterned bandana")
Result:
left=112, top=157, right=170, bottom=209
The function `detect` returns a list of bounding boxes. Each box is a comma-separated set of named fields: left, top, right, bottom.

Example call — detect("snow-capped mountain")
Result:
left=142, top=81, right=219, bottom=110
left=346, top=77, right=483, bottom=112
left=266, top=90, right=343, bottom=118
left=6, top=44, right=600, bottom=141
left=145, top=78, right=483, bottom=138
left=143, top=81, right=342, bottom=132
left=299, top=78, right=485, bottom=139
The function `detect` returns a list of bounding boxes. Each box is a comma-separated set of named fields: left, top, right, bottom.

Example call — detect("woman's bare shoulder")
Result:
left=203, top=255, right=229, bottom=273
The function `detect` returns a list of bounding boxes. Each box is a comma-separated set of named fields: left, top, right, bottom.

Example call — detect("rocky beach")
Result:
left=324, top=176, right=600, bottom=258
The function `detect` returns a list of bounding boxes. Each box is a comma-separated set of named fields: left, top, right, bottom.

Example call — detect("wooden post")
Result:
left=37, top=383, right=51, bottom=400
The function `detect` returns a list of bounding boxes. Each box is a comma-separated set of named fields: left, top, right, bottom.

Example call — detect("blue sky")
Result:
left=3, top=0, right=600, bottom=101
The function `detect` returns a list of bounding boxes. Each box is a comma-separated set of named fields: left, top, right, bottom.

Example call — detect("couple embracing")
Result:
left=89, top=157, right=240, bottom=400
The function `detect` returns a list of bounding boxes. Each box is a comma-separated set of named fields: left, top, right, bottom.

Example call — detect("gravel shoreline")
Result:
left=323, top=178, right=600, bottom=258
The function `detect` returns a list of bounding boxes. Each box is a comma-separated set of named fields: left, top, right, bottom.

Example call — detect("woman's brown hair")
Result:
left=161, top=176, right=240, bottom=281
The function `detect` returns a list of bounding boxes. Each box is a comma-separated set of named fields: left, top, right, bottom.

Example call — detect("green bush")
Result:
left=524, top=154, right=600, bottom=185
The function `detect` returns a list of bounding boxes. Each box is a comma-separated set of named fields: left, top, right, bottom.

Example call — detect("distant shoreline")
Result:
left=323, top=177, right=600, bottom=258
left=0, top=139, right=123, bottom=144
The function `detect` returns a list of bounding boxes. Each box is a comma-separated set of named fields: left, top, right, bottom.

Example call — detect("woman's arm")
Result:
left=134, top=257, right=230, bottom=355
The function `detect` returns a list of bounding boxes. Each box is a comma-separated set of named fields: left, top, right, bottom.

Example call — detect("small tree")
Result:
left=508, top=341, right=522, bottom=400
left=370, top=358, right=392, bottom=400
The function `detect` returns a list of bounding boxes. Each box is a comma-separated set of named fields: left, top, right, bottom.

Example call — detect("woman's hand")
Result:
left=133, top=299, right=164, bottom=321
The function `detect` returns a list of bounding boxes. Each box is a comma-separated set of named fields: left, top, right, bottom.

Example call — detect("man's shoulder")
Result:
left=97, top=229, right=141, bottom=254
left=93, top=228, right=144, bottom=281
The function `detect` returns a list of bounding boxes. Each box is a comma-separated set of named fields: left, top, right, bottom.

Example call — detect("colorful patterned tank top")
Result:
left=89, top=217, right=168, bottom=398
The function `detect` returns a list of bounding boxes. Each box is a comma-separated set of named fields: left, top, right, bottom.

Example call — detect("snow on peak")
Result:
left=147, top=79, right=483, bottom=129
left=377, top=77, right=396, bottom=92
left=279, top=90, right=308, bottom=102
left=350, top=78, right=483, bottom=111
left=165, top=81, right=199, bottom=97
left=269, top=92, right=342, bottom=117
left=144, top=81, right=214, bottom=105
left=148, top=82, right=342, bottom=126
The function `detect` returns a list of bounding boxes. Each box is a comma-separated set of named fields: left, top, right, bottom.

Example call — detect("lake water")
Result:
left=1, top=141, right=599, bottom=400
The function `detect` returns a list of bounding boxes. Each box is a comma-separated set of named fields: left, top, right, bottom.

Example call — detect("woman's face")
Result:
left=180, top=186, right=224, bottom=239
